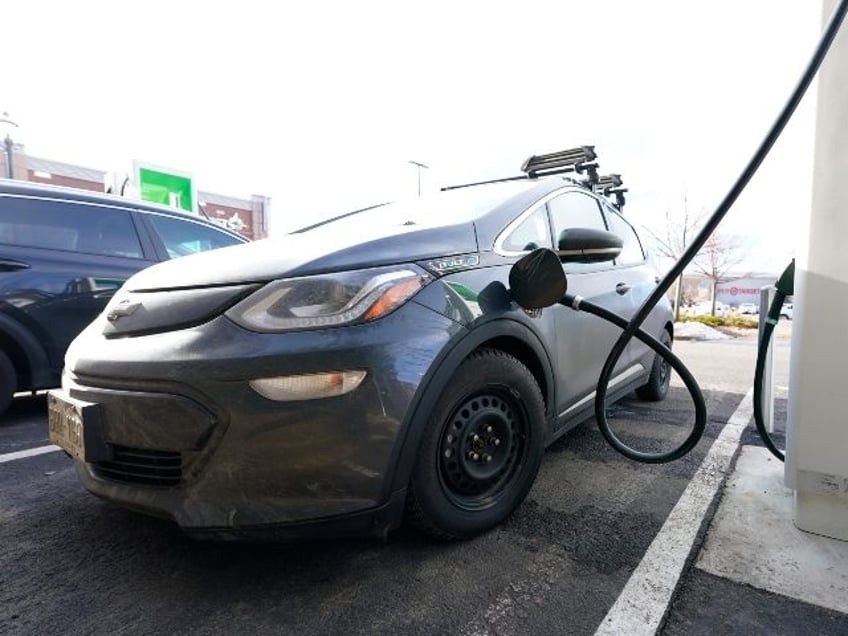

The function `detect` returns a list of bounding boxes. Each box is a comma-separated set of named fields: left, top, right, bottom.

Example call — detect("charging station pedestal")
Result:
left=785, top=0, right=848, bottom=542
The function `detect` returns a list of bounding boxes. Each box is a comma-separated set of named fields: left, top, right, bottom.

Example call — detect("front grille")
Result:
left=92, top=445, right=182, bottom=487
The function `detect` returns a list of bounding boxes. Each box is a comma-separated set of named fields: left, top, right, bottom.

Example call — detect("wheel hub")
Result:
left=440, top=394, right=520, bottom=497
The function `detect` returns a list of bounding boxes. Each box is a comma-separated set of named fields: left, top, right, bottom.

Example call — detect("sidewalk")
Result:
left=661, top=443, right=848, bottom=634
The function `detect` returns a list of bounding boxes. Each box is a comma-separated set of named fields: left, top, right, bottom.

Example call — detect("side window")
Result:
left=547, top=192, right=608, bottom=272
left=146, top=214, right=243, bottom=259
left=605, top=210, right=645, bottom=266
left=0, top=196, right=143, bottom=258
left=501, top=206, right=551, bottom=252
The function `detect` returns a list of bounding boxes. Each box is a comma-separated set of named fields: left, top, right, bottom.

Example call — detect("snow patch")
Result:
left=674, top=321, right=731, bottom=341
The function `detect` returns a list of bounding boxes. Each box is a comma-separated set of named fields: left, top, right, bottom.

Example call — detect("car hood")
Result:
left=126, top=221, right=479, bottom=292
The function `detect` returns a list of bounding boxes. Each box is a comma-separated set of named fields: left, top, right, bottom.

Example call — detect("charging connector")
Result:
left=753, top=259, right=795, bottom=461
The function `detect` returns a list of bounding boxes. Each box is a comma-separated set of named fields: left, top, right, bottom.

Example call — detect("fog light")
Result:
left=249, top=370, right=367, bottom=402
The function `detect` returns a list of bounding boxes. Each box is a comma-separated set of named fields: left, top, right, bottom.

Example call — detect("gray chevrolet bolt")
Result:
left=49, top=148, right=673, bottom=541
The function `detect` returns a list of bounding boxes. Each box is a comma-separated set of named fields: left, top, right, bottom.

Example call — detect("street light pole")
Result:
left=408, top=160, right=429, bottom=196
left=0, top=112, right=19, bottom=180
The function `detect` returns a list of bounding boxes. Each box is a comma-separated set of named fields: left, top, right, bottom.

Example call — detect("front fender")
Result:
left=385, top=317, right=556, bottom=498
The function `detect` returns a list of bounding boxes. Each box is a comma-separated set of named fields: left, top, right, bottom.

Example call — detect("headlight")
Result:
left=225, top=265, right=432, bottom=332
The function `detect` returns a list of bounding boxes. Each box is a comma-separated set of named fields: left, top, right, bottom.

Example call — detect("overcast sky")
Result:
left=3, top=1, right=828, bottom=273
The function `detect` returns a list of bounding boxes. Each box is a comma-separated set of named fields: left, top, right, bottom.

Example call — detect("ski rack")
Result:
left=439, top=145, right=627, bottom=210
left=594, top=173, right=627, bottom=211
left=441, top=145, right=598, bottom=191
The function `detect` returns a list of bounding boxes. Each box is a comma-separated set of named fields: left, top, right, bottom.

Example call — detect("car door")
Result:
left=603, top=205, right=660, bottom=374
left=0, top=195, right=155, bottom=376
left=546, top=190, right=636, bottom=422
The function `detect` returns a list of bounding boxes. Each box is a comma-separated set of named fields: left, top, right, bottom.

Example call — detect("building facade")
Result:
left=1, top=149, right=269, bottom=240
left=681, top=273, right=785, bottom=309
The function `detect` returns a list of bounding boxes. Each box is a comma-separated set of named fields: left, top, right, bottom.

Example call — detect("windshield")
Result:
left=293, top=180, right=535, bottom=235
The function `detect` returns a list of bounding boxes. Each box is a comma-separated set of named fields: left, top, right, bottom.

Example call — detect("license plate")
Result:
left=48, top=391, right=97, bottom=462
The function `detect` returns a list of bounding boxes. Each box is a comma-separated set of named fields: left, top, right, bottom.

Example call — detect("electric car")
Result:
left=49, top=148, right=673, bottom=541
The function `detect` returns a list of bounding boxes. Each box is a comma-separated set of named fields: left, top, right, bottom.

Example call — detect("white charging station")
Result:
left=785, top=0, right=848, bottom=542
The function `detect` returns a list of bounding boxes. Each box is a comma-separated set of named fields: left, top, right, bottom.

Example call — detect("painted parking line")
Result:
left=0, top=444, right=62, bottom=464
left=594, top=388, right=754, bottom=636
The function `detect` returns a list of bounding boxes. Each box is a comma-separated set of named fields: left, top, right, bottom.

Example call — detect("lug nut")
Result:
left=486, top=426, right=493, bottom=433
left=446, top=434, right=454, bottom=443
left=472, top=434, right=480, bottom=442
left=493, top=438, right=501, bottom=446
left=444, top=449, right=453, bottom=458
left=485, top=455, right=492, bottom=463
left=472, top=453, right=480, bottom=461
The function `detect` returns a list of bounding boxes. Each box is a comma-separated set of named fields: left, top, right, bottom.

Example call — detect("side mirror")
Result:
left=558, top=228, right=622, bottom=263
left=509, top=248, right=567, bottom=310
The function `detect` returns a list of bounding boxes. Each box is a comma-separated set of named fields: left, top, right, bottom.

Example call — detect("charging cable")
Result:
left=753, top=260, right=795, bottom=461
left=588, top=1, right=848, bottom=463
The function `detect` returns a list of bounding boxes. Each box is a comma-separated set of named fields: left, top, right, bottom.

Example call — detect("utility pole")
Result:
left=0, top=112, right=18, bottom=179
left=408, top=160, right=429, bottom=196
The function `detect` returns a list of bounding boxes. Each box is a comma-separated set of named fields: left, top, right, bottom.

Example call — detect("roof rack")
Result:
left=520, top=146, right=597, bottom=178
left=441, top=145, right=598, bottom=191
left=594, top=173, right=628, bottom=211
left=438, top=146, right=627, bottom=210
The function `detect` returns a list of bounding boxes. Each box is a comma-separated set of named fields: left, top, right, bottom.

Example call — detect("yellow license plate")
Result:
left=48, top=391, right=96, bottom=461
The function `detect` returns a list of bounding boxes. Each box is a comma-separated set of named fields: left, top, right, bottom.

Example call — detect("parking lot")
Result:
left=1, top=336, right=802, bottom=635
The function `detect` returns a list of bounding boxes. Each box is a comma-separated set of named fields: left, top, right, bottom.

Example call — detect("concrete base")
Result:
left=697, top=446, right=848, bottom=614
left=795, top=491, right=848, bottom=542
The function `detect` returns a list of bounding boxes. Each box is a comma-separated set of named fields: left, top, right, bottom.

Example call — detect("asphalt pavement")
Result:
left=655, top=327, right=848, bottom=635
left=2, top=333, right=848, bottom=635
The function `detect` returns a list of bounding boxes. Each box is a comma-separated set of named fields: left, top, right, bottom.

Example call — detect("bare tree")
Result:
left=641, top=197, right=705, bottom=321
left=642, top=197, right=750, bottom=318
left=691, top=232, right=749, bottom=315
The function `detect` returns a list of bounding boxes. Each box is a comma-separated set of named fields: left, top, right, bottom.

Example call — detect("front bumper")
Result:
left=63, top=301, right=463, bottom=535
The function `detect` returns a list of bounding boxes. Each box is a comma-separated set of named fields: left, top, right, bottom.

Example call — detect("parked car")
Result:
left=0, top=179, right=248, bottom=416
left=737, top=302, right=758, bottom=315
left=684, top=300, right=728, bottom=317
left=49, top=149, right=673, bottom=541
left=780, top=302, right=793, bottom=320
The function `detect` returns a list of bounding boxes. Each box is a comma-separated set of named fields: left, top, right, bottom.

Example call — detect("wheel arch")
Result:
left=386, top=318, right=556, bottom=497
left=0, top=314, right=53, bottom=391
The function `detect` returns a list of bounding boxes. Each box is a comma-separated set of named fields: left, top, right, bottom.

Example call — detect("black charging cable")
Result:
left=752, top=260, right=795, bottom=462
left=563, top=293, right=707, bottom=462
left=588, top=1, right=848, bottom=463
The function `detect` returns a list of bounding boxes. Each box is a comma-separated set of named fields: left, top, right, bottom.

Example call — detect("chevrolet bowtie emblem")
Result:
left=107, top=299, right=142, bottom=322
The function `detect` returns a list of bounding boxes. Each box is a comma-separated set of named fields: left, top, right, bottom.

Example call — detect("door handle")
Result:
left=615, top=282, right=631, bottom=295
left=0, top=259, right=30, bottom=271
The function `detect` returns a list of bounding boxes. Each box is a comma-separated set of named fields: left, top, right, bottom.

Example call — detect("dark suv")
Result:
left=0, top=180, right=247, bottom=416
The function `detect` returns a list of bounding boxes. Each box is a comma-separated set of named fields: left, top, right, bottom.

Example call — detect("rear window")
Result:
left=146, top=213, right=244, bottom=258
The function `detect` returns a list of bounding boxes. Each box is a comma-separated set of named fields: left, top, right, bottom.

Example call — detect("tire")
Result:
left=636, top=329, right=672, bottom=402
left=0, top=350, right=17, bottom=419
left=405, top=348, right=546, bottom=540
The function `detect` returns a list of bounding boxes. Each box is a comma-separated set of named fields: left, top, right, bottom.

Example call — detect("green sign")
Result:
left=138, top=166, right=194, bottom=213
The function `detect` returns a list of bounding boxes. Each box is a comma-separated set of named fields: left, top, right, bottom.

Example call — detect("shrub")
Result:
left=678, top=315, right=758, bottom=329
left=680, top=315, right=724, bottom=327
left=725, top=315, right=759, bottom=328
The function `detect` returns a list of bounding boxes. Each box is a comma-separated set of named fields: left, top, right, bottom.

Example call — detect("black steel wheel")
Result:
left=406, top=348, right=545, bottom=540
left=636, top=328, right=672, bottom=402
